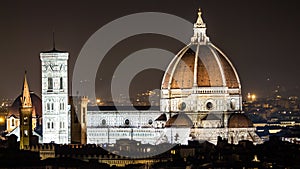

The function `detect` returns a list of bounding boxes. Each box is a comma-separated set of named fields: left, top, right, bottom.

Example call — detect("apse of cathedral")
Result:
left=5, top=9, right=262, bottom=146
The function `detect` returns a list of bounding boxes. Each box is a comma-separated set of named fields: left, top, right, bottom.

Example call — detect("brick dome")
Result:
left=9, top=92, right=42, bottom=118
left=161, top=44, right=240, bottom=89
left=228, top=113, right=253, bottom=128
left=165, top=113, right=193, bottom=127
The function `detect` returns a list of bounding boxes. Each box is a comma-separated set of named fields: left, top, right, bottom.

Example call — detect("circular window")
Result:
left=101, top=119, right=106, bottom=125
left=206, top=102, right=213, bottom=110
left=178, top=102, right=186, bottom=111
left=148, top=119, right=153, bottom=125
left=125, top=119, right=130, bottom=125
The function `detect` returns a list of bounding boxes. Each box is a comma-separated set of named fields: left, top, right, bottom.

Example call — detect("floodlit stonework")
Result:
left=40, top=48, right=70, bottom=144
left=86, top=9, right=262, bottom=145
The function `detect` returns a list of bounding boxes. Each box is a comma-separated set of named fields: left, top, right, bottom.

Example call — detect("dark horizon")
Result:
left=1, top=0, right=300, bottom=101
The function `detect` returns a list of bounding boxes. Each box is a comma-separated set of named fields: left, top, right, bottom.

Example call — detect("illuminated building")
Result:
left=0, top=101, right=9, bottom=134
left=160, top=8, right=261, bottom=144
left=4, top=9, right=262, bottom=146
left=19, top=72, right=33, bottom=149
left=6, top=92, right=42, bottom=134
left=5, top=73, right=42, bottom=144
left=86, top=9, right=262, bottom=145
left=40, top=45, right=70, bottom=144
left=246, top=93, right=257, bottom=103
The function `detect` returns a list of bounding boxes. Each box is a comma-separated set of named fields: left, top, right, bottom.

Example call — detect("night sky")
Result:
left=1, top=0, right=300, bottom=101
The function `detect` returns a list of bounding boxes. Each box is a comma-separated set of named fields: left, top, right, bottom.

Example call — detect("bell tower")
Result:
left=40, top=41, right=70, bottom=144
left=19, top=72, right=33, bottom=149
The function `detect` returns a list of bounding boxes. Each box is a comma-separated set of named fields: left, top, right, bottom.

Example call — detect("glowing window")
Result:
left=24, top=130, right=28, bottom=137
left=24, top=117, right=28, bottom=125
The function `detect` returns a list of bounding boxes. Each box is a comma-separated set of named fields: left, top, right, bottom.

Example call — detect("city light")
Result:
left=247, top=93, right=257, bottom=102
left=0, top=116, right=4, bottom=123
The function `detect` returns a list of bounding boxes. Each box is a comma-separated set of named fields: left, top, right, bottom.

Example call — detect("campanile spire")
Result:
left=19, top=71, right=33, bottom=149
left=20, top=71, right=32, bottom=108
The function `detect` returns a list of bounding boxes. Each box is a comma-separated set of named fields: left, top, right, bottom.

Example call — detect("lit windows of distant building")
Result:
left=247, top=93, right=257, bottom=103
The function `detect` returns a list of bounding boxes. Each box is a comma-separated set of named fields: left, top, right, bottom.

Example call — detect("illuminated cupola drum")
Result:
left=160, top=9, right=242, bottom=128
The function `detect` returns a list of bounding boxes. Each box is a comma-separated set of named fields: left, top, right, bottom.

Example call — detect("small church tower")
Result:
left=40, top=38, right=70, bottom=144
left=19, top=72, right=33, bottom=149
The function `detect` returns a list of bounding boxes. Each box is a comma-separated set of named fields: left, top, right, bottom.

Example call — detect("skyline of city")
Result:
left=1, top=0, right=300, bottom=101
left=0, top=2, right=300, bottom=168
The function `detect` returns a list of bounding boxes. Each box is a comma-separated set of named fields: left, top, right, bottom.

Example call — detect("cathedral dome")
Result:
left=161, top=11, right=240, bottom=90
left=9, top=92, right=42, bottom=117
left=160, top=9, right=242, bottom=115
left=161, top=44, right=240, bottom=89
left=228, top=113, right=253, bottom=128
left=165, top=113, right=193, bottom=127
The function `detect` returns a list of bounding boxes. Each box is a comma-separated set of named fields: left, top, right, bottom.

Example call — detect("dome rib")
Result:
left=210, top=43, right=241, bottom=89
left=208, top=44, right=226, bottom=87
left=193, top=43, right=200, bottom=87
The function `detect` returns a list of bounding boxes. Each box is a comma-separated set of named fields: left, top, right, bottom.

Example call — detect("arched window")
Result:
left=60, top=77, right=63, bottom=90
left=47, top=103, right=50, bottom=110
left=24, top=130, right=28, bottom=137
left=60, top=102, right=64, bottom=110
left=11, top=118, right=15, bottom=126
left=48, top=77, right=53, bottom=90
